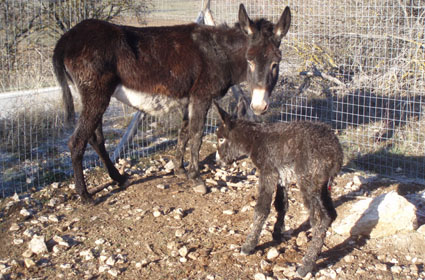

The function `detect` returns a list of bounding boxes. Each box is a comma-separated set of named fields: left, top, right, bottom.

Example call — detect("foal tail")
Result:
left=52, top=41, right=75, bottom=128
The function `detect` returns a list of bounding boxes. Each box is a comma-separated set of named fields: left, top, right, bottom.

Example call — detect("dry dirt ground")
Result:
left=0, top=137, right=425, bottom=280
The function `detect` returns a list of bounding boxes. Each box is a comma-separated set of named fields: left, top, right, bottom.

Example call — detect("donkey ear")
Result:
left=238, top=4, right=255, bottom=35
left=236, top=96, right=248, bottom=119
left=274, top=6, right=291, bottom=40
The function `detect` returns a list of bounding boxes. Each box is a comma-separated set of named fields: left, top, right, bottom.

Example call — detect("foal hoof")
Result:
left=240, top=244, right=254, bottom=255
left=80, top=193, right=95, bottom=205
left=296, top=263, right=314, bottom=278
left=174, top=167, right=187, bottom=179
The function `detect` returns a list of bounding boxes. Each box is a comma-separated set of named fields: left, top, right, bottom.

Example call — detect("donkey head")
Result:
left=238, top=4, right=291, bottom=115
left=213, top=101, right=244, bottom=166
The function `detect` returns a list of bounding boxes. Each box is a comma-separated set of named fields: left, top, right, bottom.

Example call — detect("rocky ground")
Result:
left=1, top=137, right=425, bottom=280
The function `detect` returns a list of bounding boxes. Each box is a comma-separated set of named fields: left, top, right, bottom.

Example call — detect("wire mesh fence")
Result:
left=0, top=0, right=424, bottom=197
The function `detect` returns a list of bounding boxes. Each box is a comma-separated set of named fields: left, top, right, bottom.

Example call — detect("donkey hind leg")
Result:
left=241, top=171, right=278, bottom=255
left=272, top=184, right=289, bottom=242
left=186, top=100, right=210, bottom=182
left=296, top=183, right=337, bottom=277
left=68, top=101, right=110, bottom=204
left=88, top=121, right=129, bottom=187
left=173, top=107, right=189, bottom=178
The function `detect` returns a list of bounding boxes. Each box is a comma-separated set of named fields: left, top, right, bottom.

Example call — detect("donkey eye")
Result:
left=218, top=138, right=226, bottom=144
left=247, top=60, right=255, bottom=71
left=270, top=62, right=278, bottom=70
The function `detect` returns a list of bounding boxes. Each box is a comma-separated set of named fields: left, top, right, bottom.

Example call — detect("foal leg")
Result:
left=296, top=183, right=337, bottom=277
left=241, top=171, right=278, bottom=254
left=173, top=107, right=189, bottom=177
left=88, top=121, right=128, bottom=186
left=273, top=183, right=288, bottom=242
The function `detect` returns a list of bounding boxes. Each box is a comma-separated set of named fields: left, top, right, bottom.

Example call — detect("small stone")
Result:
left=20, top=208, right=31, bottom=217
left=223, top=210, right=235, bottom=215
left=95, top=239, right=105, bottom=245
left=344, top=255, right=354, bottom=263
left=260, top=259, right=272, bottom=271
left=108, top=268, right=120, bottom=277
left=48, top=215, right=59, bottom=223
left=178, top=246, right=188, bottom=257
left=24, top=258, right=35, bottom=268
left=376, top=263, right=387, bottom=271
left=164, top=161, right=175, bottom=171
left=156, top=184, right=169, bottom=190
left=9, top=223, right=19, bottom=231
left=12, top=193, right=20, bottom=202
left=266, top=247, right=279, bottom=260
left=241, top=205, right=251, bottom=212
left=60, top=263, right=72, bottom=269
left=390, top=265, right=402, bottom=274
left=153, top=210, right=162, bottom=217
left=353, top=175, right=367, bottom=186
left=22, top=249, right=33, bottom=258
left=254, top=272, right=266, bottom=280
left=175, top=229, right=186, bottom=238
left=296, top=231, right=308, bottom=246
left=98, top=264, right=109, bottom=273
left=187, top=252, right=199, bottom=260
left=106, top=256, right=116, bottom=266
left=193, top=183, right=207, bottom=194
left=13, top=239, right=24, bottom=245
left=179, top=257, right=187, bottom=263
left=80, top=249, right=94, bottom=260
left=29, top=235, right=48, bottom=255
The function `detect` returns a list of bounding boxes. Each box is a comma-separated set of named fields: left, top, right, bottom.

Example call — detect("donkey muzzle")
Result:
left=250, top=88, right=270, bottom=115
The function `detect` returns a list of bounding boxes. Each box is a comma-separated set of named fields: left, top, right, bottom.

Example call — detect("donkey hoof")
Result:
left=272, top=232, right=284, bottom=242
left=118, top=177, right=131, bottom=189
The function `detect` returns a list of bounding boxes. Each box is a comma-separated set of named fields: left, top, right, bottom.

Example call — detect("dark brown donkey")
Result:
left=52, top=4, right=291, bottom=203
left=214, top=102, right=343, bottom=277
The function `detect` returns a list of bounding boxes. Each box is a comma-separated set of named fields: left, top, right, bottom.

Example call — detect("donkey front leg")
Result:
left=241, top=171, right=278, bottom=254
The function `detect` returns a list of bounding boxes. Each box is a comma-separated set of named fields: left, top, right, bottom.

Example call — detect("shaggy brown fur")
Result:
left=214, top=102, right=343, bottom=277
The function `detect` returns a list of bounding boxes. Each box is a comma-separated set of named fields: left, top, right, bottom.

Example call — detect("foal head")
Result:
left=238, top=4, right=291, bottom=115
left=213, top=101, right=245, bottom=166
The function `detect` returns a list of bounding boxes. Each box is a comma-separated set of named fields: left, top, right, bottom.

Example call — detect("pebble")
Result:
left=178, top=246, right=188, bottom=257
left=156, top=184, right=169, bottom=190
left=296, top=231, right=308, bottom=246
left=266, top=247, right=279, bottom=260
left=375, top=263, right=387, bottom=271
left=29, top=235, right=48, bottom=255
left=153, top=210, right=162, bottom=217
left=24, top=258, right=35, bottom=268
left=353, top=175, right=367, bottom=186
left=254, top=272, right=266, bottom=280
left=175, top=229, right=186, bottom=238
left=223, top=210, right=235, bottom=215
left=9, top=223, right=19, bottom=231
left=391, top=265, right=402, bottom=274
left=193, top=183, right=207, bottom=194
left=20, top=208, right=31, bottom=218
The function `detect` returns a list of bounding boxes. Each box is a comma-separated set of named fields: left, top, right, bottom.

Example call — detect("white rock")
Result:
left=193, top=183, right=207, bottom=194
left=28, top=235, right=48, bottom=255
left=296, top=231, right=308, bottom=246
left=417, top=224, right=425, bottom=235
left=164, top=160, right=175, bottom=171
left=95, top=239, right=105, bottom=245
left=175, top=229, right=186, bottom=238
left=223, top=210, right=235, bottom=215
left=80, top=249, right=94, bottom=260
left=179, top=257, right=187, bottom=263
left=108, top=268, right=120, bottom=277
left=20, top=208, right=31, bottom=217
left=98, top=264, right=110, bottom=273
left=332, top=191, right=418, bottom=238
left=13, top=239, right=24, bottom=245
left=390, top=265, right=402, bottom=273
left=267, top=247, right=279, bottom=260
left=48, top=215, right=59, bottom=223
left=178, top=246, right=188, bottom=257
left=60, top=263, right=72, bottom=269
left=353, top=175, right=367, bottom=186
left=254, top=272, right=266, bottom=280
left=153, top=210, right=162, bottom=217
left=156, top=184, right=169, bottom=190
left=106, top=256, right=116, bottom=266
left=24, top=258, right=35, bottom=268
left=9, top=223, right=19, bottom=231
left=12, top=193, right=20, bottom=202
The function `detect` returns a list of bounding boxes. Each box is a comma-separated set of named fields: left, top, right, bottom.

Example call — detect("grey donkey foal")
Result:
left=214, top=102, right=343, bottom=277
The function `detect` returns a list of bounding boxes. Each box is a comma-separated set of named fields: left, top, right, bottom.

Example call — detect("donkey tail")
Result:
left=52, top=42, right=75, bottom=128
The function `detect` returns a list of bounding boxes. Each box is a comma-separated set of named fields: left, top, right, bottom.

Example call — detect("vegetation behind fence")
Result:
left=0, top=0, right=424, bottom=197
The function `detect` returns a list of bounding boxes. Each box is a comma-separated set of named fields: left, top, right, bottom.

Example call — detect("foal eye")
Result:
left=247, top=60, right=255, bottom=71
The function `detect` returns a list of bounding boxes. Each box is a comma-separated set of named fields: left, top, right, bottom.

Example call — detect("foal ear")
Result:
left=274, top=6, right=291, bottom=40
left=238, top=4, right=255, bottom=36
left=213, top=101, right=231, bottom=126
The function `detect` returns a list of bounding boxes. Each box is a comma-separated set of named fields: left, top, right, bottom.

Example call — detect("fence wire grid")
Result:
left=0, top=0, right=424, bottom=197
